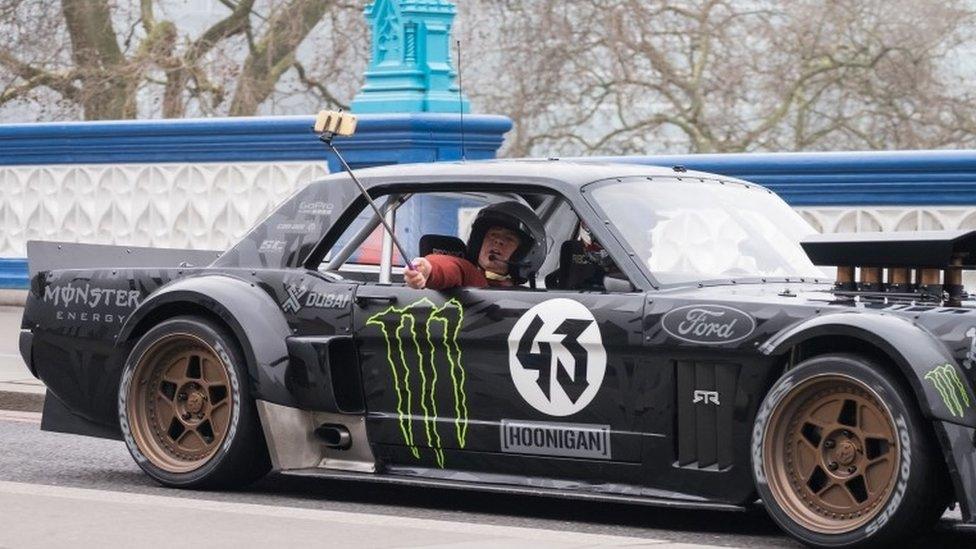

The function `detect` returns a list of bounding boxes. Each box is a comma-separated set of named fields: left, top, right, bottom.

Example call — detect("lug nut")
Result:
left=842, top=430, right=852, bottom=438
left=181, top=412, right=191, bottom=420
left=848, top=466, right=857, bottom=474
left=178, top=393, right=187, bottom=401
left=828, top=462, right=839, bottom=471
left=824, top=439, right=835, bottom=449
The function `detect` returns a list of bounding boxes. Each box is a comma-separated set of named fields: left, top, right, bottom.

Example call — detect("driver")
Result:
left=405, top=201, right=545, bottom=290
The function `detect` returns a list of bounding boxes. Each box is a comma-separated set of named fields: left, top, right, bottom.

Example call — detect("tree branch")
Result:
left=229, top=0, right=332, bottom=116
left=161, top=0, right=254, bottom=117
left=0, top=50, right=81, bottom=101
left=292, top=61, right=348, bottom=109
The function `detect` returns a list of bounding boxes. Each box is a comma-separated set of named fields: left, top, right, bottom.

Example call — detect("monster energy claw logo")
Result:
left=924, top=363, right=972, bottom=418
left=367, top=298, right=468, bottom=468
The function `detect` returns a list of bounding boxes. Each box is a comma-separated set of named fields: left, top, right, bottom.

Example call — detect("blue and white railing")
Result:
left=598, top=150, right=976, bottom=238
left=3, top=115, right=976, bottom=289
left=0, top=113, right=512, bottom=289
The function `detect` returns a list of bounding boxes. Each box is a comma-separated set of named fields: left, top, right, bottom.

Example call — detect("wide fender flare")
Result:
left=117, top=274, right=296, bottom=407
left=760, top=312, right=976, bottom=428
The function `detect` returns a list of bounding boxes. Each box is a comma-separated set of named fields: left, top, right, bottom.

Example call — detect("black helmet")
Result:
left=467, top=201, right=546, bottom=282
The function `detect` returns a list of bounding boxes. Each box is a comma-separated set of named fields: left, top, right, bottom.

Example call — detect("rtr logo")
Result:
left=693, top=390, right=720, bottom=405
left=508, top=299, right=606, bottom=417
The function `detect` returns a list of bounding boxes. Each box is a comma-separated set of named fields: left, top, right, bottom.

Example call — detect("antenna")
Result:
left=457, top=39, right=465, bottom=161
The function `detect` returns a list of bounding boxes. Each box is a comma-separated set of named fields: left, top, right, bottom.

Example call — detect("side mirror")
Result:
left=603, top=275, right=635, bottom=293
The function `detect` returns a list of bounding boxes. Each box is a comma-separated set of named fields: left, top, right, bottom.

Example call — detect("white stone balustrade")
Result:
left=0, top=162, right=327, bottom=257
left=796, top=207, right=976, bottom=234
left=3, top=162, right=976, bottom=258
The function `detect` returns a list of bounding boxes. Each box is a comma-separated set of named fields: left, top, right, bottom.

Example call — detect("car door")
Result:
left=354, top=283, right=648, bottom=478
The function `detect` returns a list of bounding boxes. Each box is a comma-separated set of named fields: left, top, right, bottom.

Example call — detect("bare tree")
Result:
left=4, top=0, right=976, bottom=158
left=459, top=0, right=976, bottom=156
left=0, top=0, right=364, bottom=120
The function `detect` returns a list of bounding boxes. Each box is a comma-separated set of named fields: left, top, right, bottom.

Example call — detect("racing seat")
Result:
left=546, top=240, right=603, bottom=290
left=419, top=234, right=467, bottom=258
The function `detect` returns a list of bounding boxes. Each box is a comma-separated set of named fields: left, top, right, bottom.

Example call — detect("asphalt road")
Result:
left=0, top=412, right=783, bottom=548
left=1, top=306, right=974, bottom=548
left=4, top=411, right=976, bottom=548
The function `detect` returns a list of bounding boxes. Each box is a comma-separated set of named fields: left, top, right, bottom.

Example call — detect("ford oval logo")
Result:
left=661, top=304, right=756, bottom=345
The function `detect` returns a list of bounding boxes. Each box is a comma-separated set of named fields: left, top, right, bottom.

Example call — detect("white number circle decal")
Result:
left=508, top=298, right=606, bottom=416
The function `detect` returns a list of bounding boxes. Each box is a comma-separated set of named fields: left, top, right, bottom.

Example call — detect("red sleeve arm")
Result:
left=424, top=255, right=487, bottom=289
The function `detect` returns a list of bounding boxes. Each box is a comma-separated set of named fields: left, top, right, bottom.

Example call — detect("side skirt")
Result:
left=255, top=400, right=375, bottom=473
left=281, top=467, right=749, bottom=513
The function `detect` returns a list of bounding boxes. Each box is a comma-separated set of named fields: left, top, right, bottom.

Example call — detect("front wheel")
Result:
left=119, top=316, right=270, bottom=488
left=752, top=354, right=949, bottom=548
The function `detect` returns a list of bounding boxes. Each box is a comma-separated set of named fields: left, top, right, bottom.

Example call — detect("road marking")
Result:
left=0, top=353, right=23, bottom=359
left=0, top=410, right=41, bottom=424
left=0, top=480, right=696, bottom=546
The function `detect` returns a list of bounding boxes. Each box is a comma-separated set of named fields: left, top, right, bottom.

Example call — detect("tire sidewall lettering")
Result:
left=118, top=363, right=146, bottom=465
left=864, top=414, right=912, bottom=538
left=213, top=340, right=241, bottom=457
left=751, top=374, right=795, bottom=486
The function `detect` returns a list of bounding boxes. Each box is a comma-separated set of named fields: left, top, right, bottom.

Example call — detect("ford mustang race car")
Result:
left=18, top=159, right=976, bottom=548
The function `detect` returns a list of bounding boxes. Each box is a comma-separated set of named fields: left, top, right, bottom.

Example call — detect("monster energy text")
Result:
left=924, top=363, right=972, bottom=418
left=367, top=298, right=468, bottom=467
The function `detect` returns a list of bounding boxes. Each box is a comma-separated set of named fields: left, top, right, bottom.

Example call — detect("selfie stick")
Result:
left=314, top=110, right=416, bottom=270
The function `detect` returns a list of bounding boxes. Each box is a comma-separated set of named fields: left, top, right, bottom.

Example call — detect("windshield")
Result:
left=589, top=177, right=824, bottom=285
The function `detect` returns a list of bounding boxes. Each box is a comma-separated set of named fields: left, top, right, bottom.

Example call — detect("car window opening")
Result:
left=318, top=188, right=636, bottom=293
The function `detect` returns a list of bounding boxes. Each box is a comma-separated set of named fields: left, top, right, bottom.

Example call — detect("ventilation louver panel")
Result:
left=675, top=361, right=740, bottom=470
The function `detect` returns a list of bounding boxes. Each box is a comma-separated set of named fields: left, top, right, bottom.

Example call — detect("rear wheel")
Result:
left=752, top=354, right=949, bottom=548
left=119, top=316, right=270, bottom=488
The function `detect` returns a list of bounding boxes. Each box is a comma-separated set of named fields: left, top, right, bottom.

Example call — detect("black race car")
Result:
left=18, top=159, right=976, bottom=548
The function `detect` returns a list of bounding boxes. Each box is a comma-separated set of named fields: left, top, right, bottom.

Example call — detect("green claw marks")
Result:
left=924, top=363, right=972, bottom=418
left=366, top=298, right=468, bottom=467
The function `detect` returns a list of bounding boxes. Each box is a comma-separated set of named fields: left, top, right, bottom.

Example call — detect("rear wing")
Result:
left=800, top=230, right=976, bottom=299
left=26, top=241, right=222, bottom=278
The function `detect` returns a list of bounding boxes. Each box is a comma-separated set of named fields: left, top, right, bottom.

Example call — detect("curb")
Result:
left=0, top=289, right=27, bottom=307
left=0, top=389, right=43, bottom=413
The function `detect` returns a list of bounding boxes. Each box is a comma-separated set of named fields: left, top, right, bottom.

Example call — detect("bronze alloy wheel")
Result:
left=763, top=374, right=901, bottom=534
left=127, top=334, right=234, bottom=474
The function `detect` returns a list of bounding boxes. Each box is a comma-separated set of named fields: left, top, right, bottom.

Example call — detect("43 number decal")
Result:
left=508, top=299, right=606, bottom=417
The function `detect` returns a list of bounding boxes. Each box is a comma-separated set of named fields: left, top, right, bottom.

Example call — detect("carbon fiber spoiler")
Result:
left=26, top=241, right=222, bottom=278
left=801, top=230, right=976, bottom=268
left=801, top=230, right=976, bottom=298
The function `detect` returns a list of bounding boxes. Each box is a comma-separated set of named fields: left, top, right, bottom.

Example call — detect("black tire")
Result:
left=118, top=316, right=271, bottom=489
left=751, top=353, right=950, bottom=548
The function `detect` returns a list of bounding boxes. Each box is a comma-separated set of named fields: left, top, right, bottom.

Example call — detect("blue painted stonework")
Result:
left=0, top=259, right=27, bottom=290
left=0, top=113, right=511, bottom=170
left=351, top=0, right=470, bottom=113
left=593, top=150, right=976, bottom=207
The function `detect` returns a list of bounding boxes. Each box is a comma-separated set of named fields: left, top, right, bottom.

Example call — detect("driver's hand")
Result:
left=405, top=257, right=431, bottom=289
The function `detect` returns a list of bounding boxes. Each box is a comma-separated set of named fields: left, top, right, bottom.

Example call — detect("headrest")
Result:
left=419, top=234, right=467, bottom=258
left=556, top=240, right=602, bottom=290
